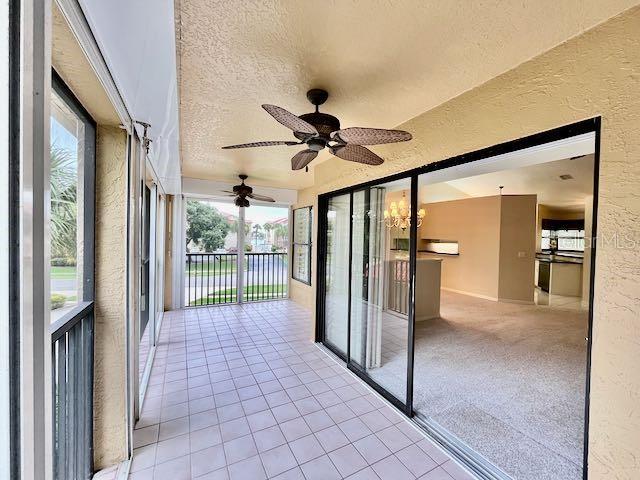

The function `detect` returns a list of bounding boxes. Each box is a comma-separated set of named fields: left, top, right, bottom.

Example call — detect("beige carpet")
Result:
left=367, top=290, right=588, bottom=480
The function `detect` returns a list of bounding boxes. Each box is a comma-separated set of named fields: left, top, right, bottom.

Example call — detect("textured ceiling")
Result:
left=177, top=0, right=635, bottom=190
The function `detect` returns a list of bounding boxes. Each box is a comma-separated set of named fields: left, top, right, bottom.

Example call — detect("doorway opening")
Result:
left=316, top=119, right=599, bottom=480
left=184, top=198, right=289, bottom=306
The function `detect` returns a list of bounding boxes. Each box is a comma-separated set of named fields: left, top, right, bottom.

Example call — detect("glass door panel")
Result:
left=323, top=193, right=351, bottom=356
left=350, top=179, right=412, bottom=405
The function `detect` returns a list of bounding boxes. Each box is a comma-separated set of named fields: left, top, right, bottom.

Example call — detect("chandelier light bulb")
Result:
left=384, top=191, right=427, bottom=230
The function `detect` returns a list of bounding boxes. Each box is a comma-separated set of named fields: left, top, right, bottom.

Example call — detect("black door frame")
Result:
left=315, top=117, right=600, bottom=479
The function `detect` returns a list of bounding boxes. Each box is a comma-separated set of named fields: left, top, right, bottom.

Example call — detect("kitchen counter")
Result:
left=536, top=257, right=583, bottom=296
left=536, top=253, right=583, bottom=264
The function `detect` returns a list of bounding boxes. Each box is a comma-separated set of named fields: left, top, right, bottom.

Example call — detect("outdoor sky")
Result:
left=204, top=200, right=288, bottom=226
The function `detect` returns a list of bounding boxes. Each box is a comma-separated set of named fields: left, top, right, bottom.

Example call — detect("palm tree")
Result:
left=263, top=222, right=274, bottom=244
left=273, top=223, right=288, bottom=249
left=50, top=144, right=77, bottom=261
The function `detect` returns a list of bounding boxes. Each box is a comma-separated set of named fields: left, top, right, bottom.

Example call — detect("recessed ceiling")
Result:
left=421, top=155, right=595, bottom=209
left=177, top=0, right=635, bottom=190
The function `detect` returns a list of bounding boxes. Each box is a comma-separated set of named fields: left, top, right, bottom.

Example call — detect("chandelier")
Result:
left=383, top=192, right=425, bottom=230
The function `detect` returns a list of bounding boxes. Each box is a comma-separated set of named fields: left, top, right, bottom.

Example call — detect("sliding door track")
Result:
left=412, top=414, right=513, bottom=480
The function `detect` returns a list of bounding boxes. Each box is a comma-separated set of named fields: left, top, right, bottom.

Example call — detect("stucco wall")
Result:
left=93, top=125, right=128, bottom=469
left=291, top=7, right=640, bottom=478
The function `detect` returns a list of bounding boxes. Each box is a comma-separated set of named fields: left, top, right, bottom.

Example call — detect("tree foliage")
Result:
left=186, top=200, right=230, bottom=252
left=50, top=145, right=77, bottom=261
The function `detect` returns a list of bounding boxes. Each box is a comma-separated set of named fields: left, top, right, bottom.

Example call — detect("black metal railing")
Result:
left=387, top=259, right=409, bottom=315
left=186, top=252, right=288, bottom=306
left=51, top=302, right=94, bottom=480
left=186, top=253, right=238, bottom=306
left=244, top=252, right=288, bottom=302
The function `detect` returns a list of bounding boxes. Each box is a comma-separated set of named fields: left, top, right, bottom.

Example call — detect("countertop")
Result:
left=536, top=253, right=583, bottom=265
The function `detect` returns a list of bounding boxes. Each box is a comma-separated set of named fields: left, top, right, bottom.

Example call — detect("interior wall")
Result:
left=93, top=126, right=129, bottom=468
left=419, top=196, right=502, bottom=300
left=498, top=195, right=537, bottom=303
left=291, top=7, right=640, bottom=477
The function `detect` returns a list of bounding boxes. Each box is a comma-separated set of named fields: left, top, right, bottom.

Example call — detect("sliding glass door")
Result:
left=319, top=178, right=416, bottom=411
left=323, top=193, right=351, bottom=356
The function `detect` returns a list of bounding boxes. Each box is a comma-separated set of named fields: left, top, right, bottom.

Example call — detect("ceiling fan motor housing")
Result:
left=234, top=196, right=250, bottom=208
left=295, top=112, right=340, bottom=141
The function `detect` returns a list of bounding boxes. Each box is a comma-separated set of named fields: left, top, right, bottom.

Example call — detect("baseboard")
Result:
left=138, top=343, right=157, bottom=412
left=91, top=458, right=131, bottom=480
left=498, top=297, right=534, bottom=305
left=115, top=458, right=131, bottom=480
left=441, top=287, right=499, bottom=302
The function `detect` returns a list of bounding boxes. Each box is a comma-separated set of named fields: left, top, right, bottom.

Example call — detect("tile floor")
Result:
left=126, top=300, right=474, bottom=480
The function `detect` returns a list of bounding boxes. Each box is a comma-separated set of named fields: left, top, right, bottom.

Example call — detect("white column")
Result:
left=171, top=194, right=185, bottom=309
left=237, top=206, right=245, bottom=303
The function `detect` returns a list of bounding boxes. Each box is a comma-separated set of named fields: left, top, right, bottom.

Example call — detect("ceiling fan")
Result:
left=222, top=174, right=276, bottom=207
left=222, top=89, right=412, bottom=171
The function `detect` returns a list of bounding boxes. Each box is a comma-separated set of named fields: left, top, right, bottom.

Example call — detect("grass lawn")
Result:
left=51, top=266, right=77, bottom=280
left=189, top=284, right=287, bottom=306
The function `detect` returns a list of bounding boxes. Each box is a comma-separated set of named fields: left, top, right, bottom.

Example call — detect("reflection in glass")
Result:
left=292, top=207, right=311, bottom=283
left=49, top=91, right=84, bottom=322
left=324, top=194, right=350, bottom=355
left=350, top=181, right=410, bottom=403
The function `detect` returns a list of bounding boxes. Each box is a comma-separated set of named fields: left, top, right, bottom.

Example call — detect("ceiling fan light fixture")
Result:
left=222, top=89, right=413, bottom=170
left=228, top=175, right=275, bottom=207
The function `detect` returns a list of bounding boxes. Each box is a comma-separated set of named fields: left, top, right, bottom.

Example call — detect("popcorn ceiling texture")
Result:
left=291, top=7, right=640, bottom=478
left=177, top=0, right=637, bottom=190
left=93, top=126, right=129, bottom=469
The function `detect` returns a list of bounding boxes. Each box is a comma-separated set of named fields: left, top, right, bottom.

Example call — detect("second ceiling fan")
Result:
left=222, top=89, right=412, bottom=171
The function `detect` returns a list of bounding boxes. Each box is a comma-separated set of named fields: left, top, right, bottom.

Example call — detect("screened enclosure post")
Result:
left=19, top=0, right=53, bottom=477
left=237, top=207, right=245, bottom=303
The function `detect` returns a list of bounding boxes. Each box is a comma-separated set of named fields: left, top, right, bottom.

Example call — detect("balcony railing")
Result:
left=51, top=301, right=94, bottom=480
left=186, top=253, right=238, bottom=306
left=387, top=259, right=409, bottom=315
left=186, top=252, right=288, bottom=306
left=244, top=253, right=288, bottom=302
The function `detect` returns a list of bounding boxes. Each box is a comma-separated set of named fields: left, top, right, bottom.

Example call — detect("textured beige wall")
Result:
left=583, top=196, right=594, bottom=304
left=289, top=195, right=317, bottom=336
left=93, top=126, right=129, bottom=469
left=291, top=7, right=640, bottom=477
left=51, top=4, right=121, bottom=126
left=498, top=195, right=537, bottom=303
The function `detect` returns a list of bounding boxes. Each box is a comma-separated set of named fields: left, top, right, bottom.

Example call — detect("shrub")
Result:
left=51, top=293, right=66, bottom=310
left=51, top=257, right=76, bottom=267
